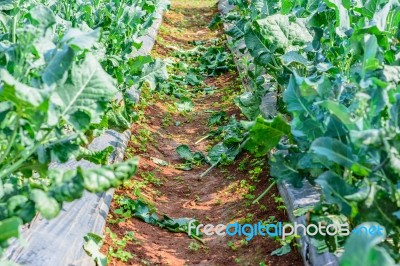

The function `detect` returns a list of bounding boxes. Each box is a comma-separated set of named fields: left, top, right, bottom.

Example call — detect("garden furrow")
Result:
left=102, top=1, right=303, bottom=265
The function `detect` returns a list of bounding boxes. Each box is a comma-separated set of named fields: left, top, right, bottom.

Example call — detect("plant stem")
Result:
left=200, top=158, right=221, bottom=179
left=0, top=119, right=19, bottom=166
left=252, top=180, right=277, bottom=204
left=190, top=234, right=205, bottom=244
left=11, top=13, right=18, bottom=43
left=195, top=135, right=209, bottom=145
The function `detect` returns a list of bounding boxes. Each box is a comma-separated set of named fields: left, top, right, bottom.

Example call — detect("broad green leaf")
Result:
left=257, top=14, right=312, bottom=52
left=245, top=115, right=291, bottom=156
left=49, top=54, right=118, bottom=129
left=321, top=100, right=357, bottom=131
left=49, top=158, right=138, bottom=202
left=41, top=137, right=80, bottom=164
left=226, top=19, right=246, bottom=40
left=186, top=71, right=202, bottom=86
left=235, top=92, right=261, bottom=120
left=29, top=5, right=56, bottom=29
left=48, top=169, right=85, bottom=202
left=83, top=233, right=107, bottom=266
left=208, top=142, right=239, bottom=165
left=310, top=137, right=370, bottom=176
left=30, top=189, right=60, bottom=219
left=270, top=152, right=303, bottom=188
left=0, top=217, right=21, bottom=242
left=244, top=28, right=272, bottom=65
left=106, top=109, right=131, bottom=132
left=208, top=13, right=222, bottom=30
left=6, top=195, right=36, bottom=223
left=283, top=75, right=314, bottom=114
left=42, top=46, right=75, bottom=87
left=354, top=0, right=379, bottom=18
left=281, top=51, right=309, bottom=66
left=340, top=223, right=396, bottom=266
left=127, top=55, right=153, bottom=75
left=0, top=69, right=46, bottom=108
left=208, top=111, right=227, bottom=126
left=176, top=145, right=193, bottom=162
left=315, top=171, right=356, bottom=215
left=140, top=59, right=169, bottom=90
left=61, top=28, right=100, bottom=50
left=281, top=0, right=294, bottom=14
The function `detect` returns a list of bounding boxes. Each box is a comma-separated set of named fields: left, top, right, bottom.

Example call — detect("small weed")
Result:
left=227, top=241, right=237, bottom=251
left=188, top=241, right=201, bottom=252
left=140, top=171, right=162, bottom=186
left=273, top=194, right=286, bottom=212
left=106, top=228, right=137, bottom=262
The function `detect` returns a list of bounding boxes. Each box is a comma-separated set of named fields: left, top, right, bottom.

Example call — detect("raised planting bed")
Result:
left=3, top=5, right=166, bottom=266
left=218, top=1, right=339, bottom=265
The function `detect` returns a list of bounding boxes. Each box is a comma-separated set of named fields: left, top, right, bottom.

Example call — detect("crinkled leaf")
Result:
left=77, top=146, right=114, bottom=165
left=49, top=54, right=118, bottom=129
left=140, top=59, right=169, bottom=90
left=257, top=14, right=312, bottom=52
left=30, top=189, right=60, bottom=219
left=235, top=92, right=261, bottom=120
left=81, top=158, right=139, bottom=192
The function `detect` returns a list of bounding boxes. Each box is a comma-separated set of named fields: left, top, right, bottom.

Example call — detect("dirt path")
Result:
left=103, top=1, right=303, bottom=265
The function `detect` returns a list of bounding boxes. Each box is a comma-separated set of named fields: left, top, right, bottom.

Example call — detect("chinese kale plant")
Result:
left=224, top=0, right=400, bottom=263
left=0, top=0, right=168, bottom=256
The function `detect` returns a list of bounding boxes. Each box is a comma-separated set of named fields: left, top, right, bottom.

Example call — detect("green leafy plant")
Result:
left=224, top=0, right=400, bottom=262
left=0, top=0, right=169, bottom=255
left=106, top=228, right=136, bottom=262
